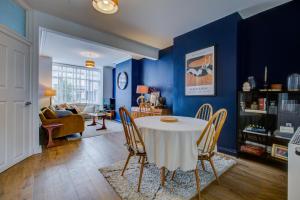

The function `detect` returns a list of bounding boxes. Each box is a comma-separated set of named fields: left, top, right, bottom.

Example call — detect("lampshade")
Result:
left=85, top=60, right=95, bottom=68
left=44, top=88, right=56, bottom=97
left=92, top=0, right=119, bottom=14
left=136, top=85, right=149, bottom=94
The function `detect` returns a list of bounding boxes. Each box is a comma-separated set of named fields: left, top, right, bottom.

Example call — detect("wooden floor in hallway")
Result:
left=0, top=132, right=287, bottom=200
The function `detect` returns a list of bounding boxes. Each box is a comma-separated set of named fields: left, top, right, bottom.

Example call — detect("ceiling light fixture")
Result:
left=85, top=60, right=95, bottom=68
left=92, top=0, right=119, bottom=14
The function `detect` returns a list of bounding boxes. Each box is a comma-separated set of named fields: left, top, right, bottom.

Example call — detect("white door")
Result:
left=0, top=27, right=32, bottom=173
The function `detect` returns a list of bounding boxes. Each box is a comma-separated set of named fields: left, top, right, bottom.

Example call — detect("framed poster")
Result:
left=185, top=46, right=216, bottom=96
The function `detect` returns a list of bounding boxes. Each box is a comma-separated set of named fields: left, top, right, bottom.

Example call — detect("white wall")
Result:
left=103, top=66, right=114, bottom=100
left=38, top=56, right=52, bottom=108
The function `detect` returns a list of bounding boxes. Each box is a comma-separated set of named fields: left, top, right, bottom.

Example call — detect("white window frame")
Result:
left=52, top=62, right=103, bottom=106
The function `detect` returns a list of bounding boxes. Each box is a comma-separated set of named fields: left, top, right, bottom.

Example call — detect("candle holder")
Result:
left=264, top=66, right=268, bottom=89
left=264, top=82, right=268, bottom=89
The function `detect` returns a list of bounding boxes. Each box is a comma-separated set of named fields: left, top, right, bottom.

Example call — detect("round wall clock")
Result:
left=117, top=72, right=128, bottom=90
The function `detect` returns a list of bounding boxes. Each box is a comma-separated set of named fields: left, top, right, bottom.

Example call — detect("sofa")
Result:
left=54, top=103, right=101, bottom=120
left=72, top=103, right=101, bottom=119
left=39, top=108, right=85, bottom=138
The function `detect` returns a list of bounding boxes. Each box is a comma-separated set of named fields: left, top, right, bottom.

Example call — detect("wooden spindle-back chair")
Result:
left=195, top=103, right=213, bottom=121
left=172, top=108, right=227, bottom=200
left=119, top=106, right=147, bottom=192
left=196, top=108, right=227, bottom=199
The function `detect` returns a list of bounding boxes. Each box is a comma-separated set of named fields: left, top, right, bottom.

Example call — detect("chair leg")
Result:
left=160, top=167, right=166, bottom=187
left=171, top=171, right=176, bottom=181
left=194, top=165, right=201, bottom=200
left=137, top=156, right=145, bottom=192
left=200, top=160, right=205, bottom=171
left=209, top=158, right=220, bottom=184
left=121, top=153, right=132, bottom=176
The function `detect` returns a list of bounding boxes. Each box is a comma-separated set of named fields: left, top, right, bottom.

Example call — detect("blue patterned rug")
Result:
left=99, top=154, right=236, bottom=200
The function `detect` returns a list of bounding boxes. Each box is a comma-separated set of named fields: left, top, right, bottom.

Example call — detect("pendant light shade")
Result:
left=85, top=60, right=95, bottom=68
left=92, top=0, right=119, bottom=14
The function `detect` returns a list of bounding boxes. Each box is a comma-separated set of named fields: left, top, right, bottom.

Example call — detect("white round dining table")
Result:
left=134, top=116, right=208, bottom=172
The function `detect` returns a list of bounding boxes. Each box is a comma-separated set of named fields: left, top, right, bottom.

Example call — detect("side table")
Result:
left=42, top=123, right=64, bottom=148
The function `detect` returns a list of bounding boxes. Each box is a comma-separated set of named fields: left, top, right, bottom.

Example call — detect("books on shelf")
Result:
left=240, top=144, right=265, bottom=156
left=273, top=129, right=294, bottom=140
left=243, top=130, right=267, bottom=136
left=244, top=126, right=266, bottom=133
left=259, top=89, right=282, bottom=92
left=244, top=109, right=267, bottom=114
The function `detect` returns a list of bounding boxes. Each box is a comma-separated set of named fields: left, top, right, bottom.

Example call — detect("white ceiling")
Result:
left=24, top=0, right=290, bottom=49
left=39, top=28, right=132, bottom=67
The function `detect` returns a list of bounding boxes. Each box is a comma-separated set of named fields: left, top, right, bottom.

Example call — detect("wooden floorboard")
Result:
left=0, top=132, right=287, bottom=200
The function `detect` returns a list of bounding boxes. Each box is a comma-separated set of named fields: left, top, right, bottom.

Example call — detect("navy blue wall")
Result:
left=115, top=1, right=299, bottom=155
left=141, top=47, right=174, bottom=109
left=115, top=59, right=142, bottom=121
left=0, top=0, right=26, bottom=36
left=131, top=59, right=143, bottom=107
left=112, top=68, right=116, bottom=99
left=239, top=1, right=300, bottom=88
left=173, top=13, right=242, bottom=155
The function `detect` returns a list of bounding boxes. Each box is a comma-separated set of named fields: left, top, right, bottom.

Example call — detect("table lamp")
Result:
left=136, top=85, right=149, bottom=105
left=44, top=88, right=56, bottom=106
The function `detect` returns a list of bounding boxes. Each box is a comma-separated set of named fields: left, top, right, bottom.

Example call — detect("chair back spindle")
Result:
left=195, top=103, right=213, bottom=121
left=119, top=107, right=146, bottom=154
left=197, top=109, right=227, bottom=154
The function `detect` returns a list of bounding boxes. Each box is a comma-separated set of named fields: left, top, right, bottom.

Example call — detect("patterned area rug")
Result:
left=99, top=154, right=236, bottom=200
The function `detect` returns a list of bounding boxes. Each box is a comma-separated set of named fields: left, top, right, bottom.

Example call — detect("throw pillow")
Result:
left=43, top=108, right=58, bottom=119
left=70, top=104, right=81, bottom=113
left=55, top=104, right=65, bottom=110
left=48, top=105, right=56, bottom=112
left=66, top=108, right=78, bottom=114
left=55, top=110, right=73, bottom=118
left=56, top=103, right=70, bottom=110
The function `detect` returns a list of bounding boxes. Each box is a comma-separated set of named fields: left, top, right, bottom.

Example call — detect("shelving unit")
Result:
left=237, top=90, right=300, bottom=164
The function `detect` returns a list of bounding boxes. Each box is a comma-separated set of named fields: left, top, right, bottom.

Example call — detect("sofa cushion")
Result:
left=43, top=108, right=58, bottom=119
left=55, top=110, right=73, bottom=118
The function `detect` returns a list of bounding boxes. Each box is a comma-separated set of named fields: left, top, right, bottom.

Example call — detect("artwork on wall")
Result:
left=185, top=46, right=216, bottom=96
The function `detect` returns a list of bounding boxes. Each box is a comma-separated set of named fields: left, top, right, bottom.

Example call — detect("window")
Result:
left=52, top=63, right=103, bottom=105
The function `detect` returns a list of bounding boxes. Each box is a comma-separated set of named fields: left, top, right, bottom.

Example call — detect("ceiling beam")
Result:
left=18, top=0, right=159, bottom=60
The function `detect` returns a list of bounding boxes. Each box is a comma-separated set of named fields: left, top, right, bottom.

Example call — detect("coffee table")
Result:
left=87, top=113, right=107, bottom=130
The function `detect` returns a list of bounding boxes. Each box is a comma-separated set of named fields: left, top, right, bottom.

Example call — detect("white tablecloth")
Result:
left=135, top=116, right=207, bottom=171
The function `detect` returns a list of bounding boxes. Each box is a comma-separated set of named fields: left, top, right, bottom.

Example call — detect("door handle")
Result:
left=25, top=101, right=32, bottom=106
